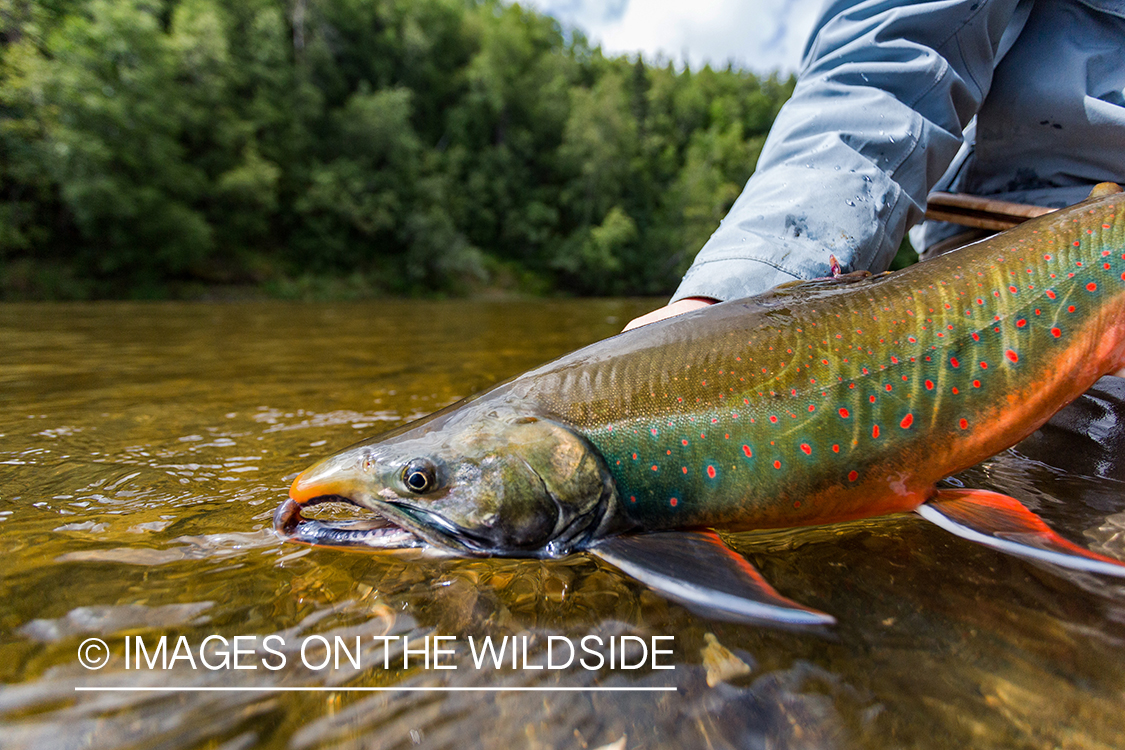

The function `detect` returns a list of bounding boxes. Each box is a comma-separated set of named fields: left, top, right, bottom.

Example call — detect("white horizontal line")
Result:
left=74, top=686, right=676, bottom=693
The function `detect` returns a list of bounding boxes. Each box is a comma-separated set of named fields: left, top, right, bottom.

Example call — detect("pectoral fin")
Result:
left=917, top=489, right=1125, bottom=577
left=589, top=530, right=835, bottom=627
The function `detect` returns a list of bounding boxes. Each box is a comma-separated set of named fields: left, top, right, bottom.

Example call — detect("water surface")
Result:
left=1, top=301, right=1123, bottom=749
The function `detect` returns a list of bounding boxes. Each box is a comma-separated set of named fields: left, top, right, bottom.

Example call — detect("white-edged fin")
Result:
left=589, top=530, right=835, bottom=627
left=917, top=489, right=1125, bottom=577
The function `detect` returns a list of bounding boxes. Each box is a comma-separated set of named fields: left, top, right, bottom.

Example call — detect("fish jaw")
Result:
left=276, top=449, right=480, bottom=554
left=274, top=403, right=623, bottom=558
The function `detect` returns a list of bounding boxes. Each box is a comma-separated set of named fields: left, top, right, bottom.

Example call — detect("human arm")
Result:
left=627, top=0, right=1030, bottom=330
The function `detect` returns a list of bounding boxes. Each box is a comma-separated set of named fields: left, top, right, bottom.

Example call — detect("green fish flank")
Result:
left=512, top=191, right=1125, bottom=532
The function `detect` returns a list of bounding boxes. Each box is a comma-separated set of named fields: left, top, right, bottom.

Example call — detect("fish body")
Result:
left=276, top=185, right=1125, bottom=625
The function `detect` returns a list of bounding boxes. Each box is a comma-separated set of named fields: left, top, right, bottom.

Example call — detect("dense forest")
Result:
left=0, top=0, right=796, bottom=299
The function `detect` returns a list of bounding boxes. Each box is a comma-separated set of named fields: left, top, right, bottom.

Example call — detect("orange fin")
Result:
left=917, top=489, right=1125, bottom=577
left=590, top=530, right=835, bottom=627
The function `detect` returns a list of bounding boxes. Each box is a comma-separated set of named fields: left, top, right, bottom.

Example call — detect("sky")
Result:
left=520, top=0, right=827, bottom=74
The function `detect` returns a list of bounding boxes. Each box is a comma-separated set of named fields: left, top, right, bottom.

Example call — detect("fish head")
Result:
left=276, top=402, right=618, bottom=557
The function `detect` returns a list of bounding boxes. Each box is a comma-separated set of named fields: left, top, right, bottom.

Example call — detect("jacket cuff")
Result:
left=671, top=257, right=802, bottom=303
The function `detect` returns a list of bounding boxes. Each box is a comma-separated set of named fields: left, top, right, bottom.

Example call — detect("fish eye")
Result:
left=402, top=459, right=437, bottom=494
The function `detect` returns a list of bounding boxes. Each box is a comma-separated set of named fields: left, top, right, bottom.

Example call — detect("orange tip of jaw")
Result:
left=288, top=468, right=325, bottom=504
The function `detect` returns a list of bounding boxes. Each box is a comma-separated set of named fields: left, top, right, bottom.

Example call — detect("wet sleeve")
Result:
left=672, top=0, right=1026, bottom=302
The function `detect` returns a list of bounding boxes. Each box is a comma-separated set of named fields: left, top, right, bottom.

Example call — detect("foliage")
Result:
left=0, top=0, right=794, bottom=299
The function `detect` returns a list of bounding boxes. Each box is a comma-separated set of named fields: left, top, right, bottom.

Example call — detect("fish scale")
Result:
left=514, top=191, right=1125, bottom=531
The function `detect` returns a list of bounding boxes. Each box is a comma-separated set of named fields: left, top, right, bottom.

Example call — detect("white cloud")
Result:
left=521, top=0, right=825, bottom=74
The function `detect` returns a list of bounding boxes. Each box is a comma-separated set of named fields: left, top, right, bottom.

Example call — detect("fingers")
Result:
left=623, top=297, right=717, bottom=331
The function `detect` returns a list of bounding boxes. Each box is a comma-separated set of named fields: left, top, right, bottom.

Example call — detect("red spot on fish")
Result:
left=1051, top=327, right=1061, bottom=337
left=682, top=439, right=688, bottom=446
left=832, top=444, right=840, bottom=452
left=707, top=465, right=716, bottom=478
left=800, top=443, right=811, bottom=455
left=925, top=380, right=934, bottom=390
left=1006, top=350, right=1018, bottom=363
left=872, top=425, right=881, bottom=439
left=769, top=415, right=778, bottom=424
left=1046, top=290, right=1056, bottom=299
left=980, top=361, right=988, bottom=369
left=1068, top=305, right=1076, bottom=312
left=773, top=460, right=781, bottom=470
left=651, top=465, right=658, bottom=472
left=885, top=384, right=893, bottom=392
left=952, top=387, right=960, bottom=394
left=1044, top=254, right=1052, bottom=261
left=1016, top=319, right=1026, bottom=328
left=682, top=466, right=687, bottom=474
left=971, top=332, right=980, bottom=341
left=742, top=445, right=753, bottom=457
left=632, top=453, right=637, bottom=460
left=670, top=497, right=678, bottom=507
left=808, top=405, right=816, bottom=412
left=900, top=414, right=914, bottom=429
left=1008, top=285, right=1018, bottom=294
left=1073, top=241, right=1080, bottom=247
left=839, top=408, right=850, bottom=418
left=950, top=357, right=960, bottom=368
left=1087, top=282, right=1097, bottom=292
left=651, top=428, right=657, bottom=435
left=959, top=418, right=969, bottom=429
left=848, top=470, right=859, bottom=482
left=630, top=496, right=636, bottom=503
left=973, top=379, right=981, bottom=388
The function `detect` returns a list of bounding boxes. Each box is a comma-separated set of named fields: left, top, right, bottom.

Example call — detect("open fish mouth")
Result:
left=272, top=495, right=431, bottom=551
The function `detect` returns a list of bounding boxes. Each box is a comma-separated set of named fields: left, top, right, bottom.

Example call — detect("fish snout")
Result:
left=287, top=454, right=364, bottom=505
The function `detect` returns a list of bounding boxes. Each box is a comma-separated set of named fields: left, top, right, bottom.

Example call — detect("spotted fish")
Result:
left=274, top=184, right=1125, bottom=626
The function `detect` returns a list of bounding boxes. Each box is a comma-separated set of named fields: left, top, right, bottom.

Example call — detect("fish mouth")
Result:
left=273, top=493, right=484, bottom=555
left=272, top=494, right=431, bottom=551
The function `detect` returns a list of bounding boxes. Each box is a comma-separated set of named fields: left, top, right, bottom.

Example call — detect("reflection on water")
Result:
left=1, top=301, right=1123, bottom=750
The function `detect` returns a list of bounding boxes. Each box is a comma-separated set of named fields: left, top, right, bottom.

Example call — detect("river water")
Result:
left=1, top=300, right=1123, bottom=750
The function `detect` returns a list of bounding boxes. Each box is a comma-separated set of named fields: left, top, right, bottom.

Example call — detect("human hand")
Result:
left=623, top=297, right=718, bottom=332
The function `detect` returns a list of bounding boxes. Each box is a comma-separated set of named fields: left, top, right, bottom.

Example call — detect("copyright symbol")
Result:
left=78, top=638, right=110, bottom=670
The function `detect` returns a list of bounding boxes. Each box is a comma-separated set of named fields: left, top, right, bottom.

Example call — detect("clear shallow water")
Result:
left=1, top=300, right=1123, bottom=750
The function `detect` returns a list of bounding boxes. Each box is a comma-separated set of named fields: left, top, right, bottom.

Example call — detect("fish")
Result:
left=274, top=183, right=1125, bottom=626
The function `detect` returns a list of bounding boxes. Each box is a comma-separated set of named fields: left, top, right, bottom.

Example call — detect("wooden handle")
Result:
left=924, top=192, right=1055, bottom=231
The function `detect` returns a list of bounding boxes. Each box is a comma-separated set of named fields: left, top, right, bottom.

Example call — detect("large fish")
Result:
left=274, top=184, right=1125, bottom=626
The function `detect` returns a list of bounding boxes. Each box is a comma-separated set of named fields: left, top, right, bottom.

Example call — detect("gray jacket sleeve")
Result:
left=672, top=0, right=1027, bottom=302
